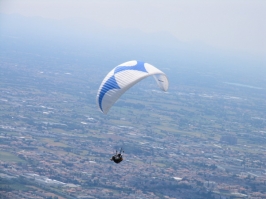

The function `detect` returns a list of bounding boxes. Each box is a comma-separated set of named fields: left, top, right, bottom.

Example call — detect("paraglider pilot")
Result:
left=110, top=148, right=124, bottom=164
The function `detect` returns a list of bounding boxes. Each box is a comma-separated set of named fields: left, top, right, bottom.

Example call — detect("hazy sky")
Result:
left=1, top=0, right=265, bottom=57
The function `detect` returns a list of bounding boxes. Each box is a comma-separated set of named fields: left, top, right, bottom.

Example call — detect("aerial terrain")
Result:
left=1, top=13, right=266, bottom=199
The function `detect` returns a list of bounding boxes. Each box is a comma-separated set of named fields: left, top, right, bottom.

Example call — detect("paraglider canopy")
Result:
left=96, top=60, right=169, bottom=114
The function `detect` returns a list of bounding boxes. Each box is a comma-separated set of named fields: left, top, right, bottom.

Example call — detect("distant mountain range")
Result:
left=1, top=13, right=265, bottom=87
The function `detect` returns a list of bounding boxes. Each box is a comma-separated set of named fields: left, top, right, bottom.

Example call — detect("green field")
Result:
left=0, top=151, right=24, bottom=162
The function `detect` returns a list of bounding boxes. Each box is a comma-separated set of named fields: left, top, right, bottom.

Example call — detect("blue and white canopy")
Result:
left=96, top=60, right=169, bottom=114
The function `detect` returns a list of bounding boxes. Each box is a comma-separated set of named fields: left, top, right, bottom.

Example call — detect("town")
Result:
left=1, top=58, right=266, bottom=199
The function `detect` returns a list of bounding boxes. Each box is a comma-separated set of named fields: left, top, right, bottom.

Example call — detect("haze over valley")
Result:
left=1, top=1, right=266, bottom=198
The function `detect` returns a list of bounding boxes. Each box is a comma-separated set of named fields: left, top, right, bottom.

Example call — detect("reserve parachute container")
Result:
left=96, top=60, right=169, bottom=114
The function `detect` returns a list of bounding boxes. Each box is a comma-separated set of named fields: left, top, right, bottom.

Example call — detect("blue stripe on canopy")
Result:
left=98, top=75, right=120, bottom=112
left=114, top=61, right=147, bottom=74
